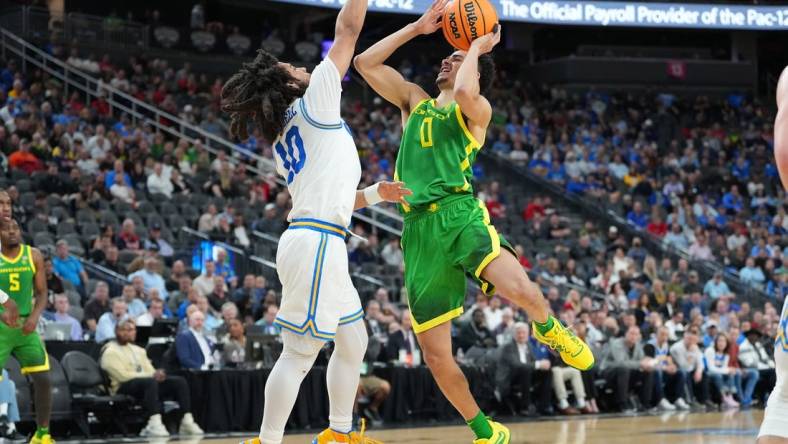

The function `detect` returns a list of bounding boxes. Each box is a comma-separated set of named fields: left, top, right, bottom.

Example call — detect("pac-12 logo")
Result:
left=275, top=126, right=306, bottom=184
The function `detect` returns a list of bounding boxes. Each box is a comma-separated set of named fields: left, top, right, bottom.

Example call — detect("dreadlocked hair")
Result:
left=221, top=49, right=307, bottom=142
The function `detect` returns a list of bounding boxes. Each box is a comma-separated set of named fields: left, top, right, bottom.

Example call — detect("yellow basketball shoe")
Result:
left=532, top=316, right=594, bottom=371
left=29, top=434, right=55, bottom=444
left=312, top=419, right=383, bottom=444
left=472, top=420, right=510, bottom=444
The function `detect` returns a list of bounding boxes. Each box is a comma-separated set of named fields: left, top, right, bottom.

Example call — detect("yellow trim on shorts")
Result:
left=410, top=306, right=464, bottom=334
left=474, top=200, right=501, bottom=280
left=454, top=105, right=482, bottom=148
left=20, top=352, right=49, bottom=374
left=289, top=221, right=346, bottom=238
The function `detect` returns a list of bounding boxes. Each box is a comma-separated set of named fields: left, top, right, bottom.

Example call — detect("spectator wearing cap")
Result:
left=143, top=223, right=174, bottom=259
left=738, top=328, right=776, bottom=403
left=703, top=273, right=730, bottom=300
left=53, top=239, right=89, bottom=296
left=128, top=257, right=169, bottom=301
left=252, top=203, right=285, bottom=235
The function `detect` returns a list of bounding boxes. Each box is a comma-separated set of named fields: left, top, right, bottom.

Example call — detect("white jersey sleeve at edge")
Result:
left=300, top=58, right=342, bottom=125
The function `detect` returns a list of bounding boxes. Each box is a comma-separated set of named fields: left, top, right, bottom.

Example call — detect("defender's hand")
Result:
left=377, top=181, right=413, bottom=206
left=413, top=0, right=450, bottom=35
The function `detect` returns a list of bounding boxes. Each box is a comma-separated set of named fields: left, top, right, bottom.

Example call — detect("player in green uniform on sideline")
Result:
left=355, top=1, right=593, bottom=442
left=0, top=219, right=53, bottom=444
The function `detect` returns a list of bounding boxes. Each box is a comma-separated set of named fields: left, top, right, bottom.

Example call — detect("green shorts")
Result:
left=0, top=319, right=49, bottom=379
left=402, top=195, right=514, bottom=334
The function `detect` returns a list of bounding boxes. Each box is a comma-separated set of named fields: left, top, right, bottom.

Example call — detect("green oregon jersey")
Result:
left=395, top=99, right=481, bottom=212
left=0, top=245, right=36, bottom=316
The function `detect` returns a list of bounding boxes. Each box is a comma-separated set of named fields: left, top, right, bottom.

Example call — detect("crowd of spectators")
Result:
left=0, top=26, right=785, bottom=436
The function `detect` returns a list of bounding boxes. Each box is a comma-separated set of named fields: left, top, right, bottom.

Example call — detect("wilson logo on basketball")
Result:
left=448, top=11, right=461, bottom=39
left=464, top=2, right=480, bottom=39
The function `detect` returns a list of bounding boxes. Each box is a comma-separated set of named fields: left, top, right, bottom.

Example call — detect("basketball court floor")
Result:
left=68, top=410, right=764, bottom=444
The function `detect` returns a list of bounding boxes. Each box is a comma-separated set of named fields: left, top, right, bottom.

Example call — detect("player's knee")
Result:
left=380, top=380, right=391, bottom=395
left=499, top=275, right=535, bottom=303
left=422, top=347, right=453, bottom=373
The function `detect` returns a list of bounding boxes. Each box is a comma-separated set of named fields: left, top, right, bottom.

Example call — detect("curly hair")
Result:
left=221, top=49, right=307, bottom=142
left=478, top=54, right=496, bottom=96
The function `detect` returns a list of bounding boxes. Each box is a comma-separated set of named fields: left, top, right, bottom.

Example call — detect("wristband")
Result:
left=363, top=183, right=384, bottom=206
left=0, top=289, right=7, bottom=304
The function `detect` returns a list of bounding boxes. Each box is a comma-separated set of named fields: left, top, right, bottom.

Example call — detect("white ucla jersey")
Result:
left=774, top=297, right=788, bottom=401
left=273, top=58, right=361, bottom=229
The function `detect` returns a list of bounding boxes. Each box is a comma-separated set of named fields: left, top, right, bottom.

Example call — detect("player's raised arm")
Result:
left=326, top=0, right=369, bottom=77
left=775, top=66, right=788, bottom=190
left=353, top=0, right=449, bottom=111
left=453, top=25, right=500, bottom=129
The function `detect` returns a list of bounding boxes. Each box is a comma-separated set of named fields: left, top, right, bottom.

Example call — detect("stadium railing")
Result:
left=0, top=27, right=404, bottom=237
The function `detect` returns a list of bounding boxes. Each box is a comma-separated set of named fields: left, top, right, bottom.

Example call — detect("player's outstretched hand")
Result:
left=470, top=24, right=501, bottom=55
left=378, top=181, right=413, bottom=206
left=21, top=316, right=37, bottom=335
left=1, top=298, right=19, bottom=328
left=413, top=0, right=450, bottom=35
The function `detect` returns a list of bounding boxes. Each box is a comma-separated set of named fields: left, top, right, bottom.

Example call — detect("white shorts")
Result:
left=274, top=221, right=363, bottom=341
left=759, top=375, right=788, bottom=439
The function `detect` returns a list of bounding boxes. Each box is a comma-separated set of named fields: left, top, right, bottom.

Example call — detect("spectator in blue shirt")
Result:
left=491, top=133, right=511, bottom=156
left=53, top=240, right=89, bottom=296
left=95, top=297, right=129, bottom=343
left=104, top=159, right=132, bottom=190
left=627, top=201, right=649, bottom=229
left=128, top=257, right=169, bottom=301
left=214, top=248, right=237, bottom=288
left=731, top=156, right=750, bottom=181
left=721, top=185, right=744, bottom=213
left=739, top=258, right=766, bottom=287
left=703, top=273, right=731, bottom=299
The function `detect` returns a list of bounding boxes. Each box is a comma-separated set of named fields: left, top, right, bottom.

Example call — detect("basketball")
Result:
left=441, top=0, right=499, bottom=51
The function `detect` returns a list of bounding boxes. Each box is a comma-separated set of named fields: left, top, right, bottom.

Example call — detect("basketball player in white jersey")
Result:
left=222, top=1, right=409, bottom=443
left=758, top=65, right=788, bottom=444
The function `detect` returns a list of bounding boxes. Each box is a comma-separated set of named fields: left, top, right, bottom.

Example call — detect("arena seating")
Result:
left=0, top=21, right=783, bottom=437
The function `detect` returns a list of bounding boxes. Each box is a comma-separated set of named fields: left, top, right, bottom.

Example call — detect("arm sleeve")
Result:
left=300, top=58, right=342, bottom=126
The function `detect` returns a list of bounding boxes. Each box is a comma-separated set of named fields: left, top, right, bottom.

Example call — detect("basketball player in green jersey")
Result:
left=355, top=1, right=593, bottom=442
left=0, top=219, right=54, bottom=444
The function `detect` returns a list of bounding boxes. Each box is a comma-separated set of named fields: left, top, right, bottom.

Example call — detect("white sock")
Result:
left=577, top=398, right=587, bottom=409
left=0, top=403, right=7, bottom=416
left=558, top=399, right=569, bottom=410
left=259, top=331, right=323, bottom=444
left=327, top=321, right=368, bottom=434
